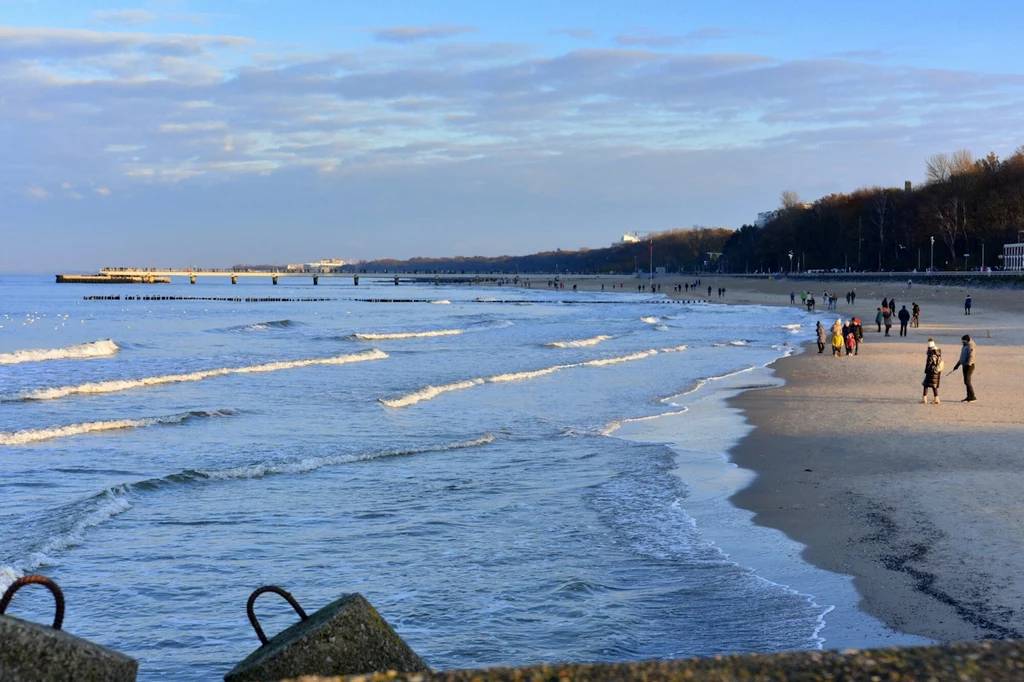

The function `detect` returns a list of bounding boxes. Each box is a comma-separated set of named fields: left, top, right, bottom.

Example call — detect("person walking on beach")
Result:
left=911, top=302, right=920, bottom=328
left=882, top=307, right=893, bottom=336
left=875, top=307, right=883, bottom=332
left=922, top=338, right=942, bottom=404
left=816, top=321, right=826, bottom=353
left=952, top=334, right=977, bottom=402
left=791, top=290, right=796, bottom=304
left=965, top=294, right=972, bottom=315
left=898, top=305, right=910, bottom=337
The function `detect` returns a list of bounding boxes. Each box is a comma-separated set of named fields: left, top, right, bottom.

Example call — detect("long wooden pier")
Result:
left=81, top=269, right=503, bottom=286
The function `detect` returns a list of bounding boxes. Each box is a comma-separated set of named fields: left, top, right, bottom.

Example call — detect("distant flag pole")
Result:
left=649, top=238, right=653, bottom=281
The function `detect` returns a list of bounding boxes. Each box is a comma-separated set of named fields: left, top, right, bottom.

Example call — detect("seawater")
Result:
left=0, top=275, right=908, bottom=680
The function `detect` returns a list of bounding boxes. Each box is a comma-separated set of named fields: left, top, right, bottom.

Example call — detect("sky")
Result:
left=2, top=0, right=1023, bottom=272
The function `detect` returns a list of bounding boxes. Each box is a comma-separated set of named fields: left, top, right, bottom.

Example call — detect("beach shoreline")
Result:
left=549, top=273, right=1024, bottom=645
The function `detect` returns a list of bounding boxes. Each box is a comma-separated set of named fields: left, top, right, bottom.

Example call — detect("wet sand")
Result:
left=701, top=275, right=1024, bottom=642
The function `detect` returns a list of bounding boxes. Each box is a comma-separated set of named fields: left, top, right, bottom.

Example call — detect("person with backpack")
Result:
left=911, top=302, right=920, bottom=327
left=922, top=338, right=943, bottom=404
left=882, top=306, right=893, bottom=337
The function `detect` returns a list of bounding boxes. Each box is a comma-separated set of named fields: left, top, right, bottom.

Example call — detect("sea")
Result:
left=0, top=274, right=928, bottom=680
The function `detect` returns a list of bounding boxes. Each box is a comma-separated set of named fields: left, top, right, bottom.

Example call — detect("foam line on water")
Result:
left=657, top=365, right=757, bottom=405
left=379, top=379, right=486, bottom=408
left=545, top=335, right=613, bottom=348
left=383, top=347, right=676, bottom=408
left=352, top=329, right=463, bottom=340
left=600, top=408, right=690, bottom=436
left=0, top=409, right=233, bottom=446
left=10, top=349, right=388, bottom=402
left=0, top=339, right=119, bottom=365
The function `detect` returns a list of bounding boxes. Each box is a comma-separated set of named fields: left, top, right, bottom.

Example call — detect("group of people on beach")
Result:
left=811, top=291, right=978, bottom=404
left=816, top=317, right=863, bottom=357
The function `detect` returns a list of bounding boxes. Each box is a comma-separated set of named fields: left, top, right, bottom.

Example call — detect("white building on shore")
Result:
left=1002, top=242, right=1024, bottom=271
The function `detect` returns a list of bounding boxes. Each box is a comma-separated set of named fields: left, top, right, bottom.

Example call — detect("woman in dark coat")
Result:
left=922, top=338, right=942, bottom=404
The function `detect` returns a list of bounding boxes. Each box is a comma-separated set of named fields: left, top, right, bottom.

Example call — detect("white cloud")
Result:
left=158, top=122, right=227, bottom=133
left=22, top=185, right=50, bottom=200
left=372, top=26, right=477, bottom=43
left=95, top=187, right=111, bottom=196
left=93, top=9, right=158, bottom=27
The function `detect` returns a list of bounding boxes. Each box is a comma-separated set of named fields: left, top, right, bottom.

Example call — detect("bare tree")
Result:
left=780, top=190, right=801, bottom=209
left=935, top=197, right=967, bottom=267
left=871, top=189, right=888, bottom=270
left=925, top=148, right=976, bottom=184
left=925, top=153, right=951, bottom=184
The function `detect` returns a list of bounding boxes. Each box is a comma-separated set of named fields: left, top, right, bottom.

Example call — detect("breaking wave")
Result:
left=0, top=409, right=233, bottom=447
left=430, top=300, right=451, bottom=305
left=640, top=316, right=660, bottom=325
left=0, top=339, right=119, bottom=365
left=229, top=319, right=300, bottom=332
left=352, top=329, right=463, bottom=341
left=657, top=365, right=757, bottom=405
left=382, top=348, right=681, bottom=408
left=545, top=335, right=613, bottom=348
left=379, top=379, right=486, bottom=408
left=9, top=349, right=388, bottom=402
left=0, top=433, right=495, bottom=592
left=601, top=408, right=691, bottom=436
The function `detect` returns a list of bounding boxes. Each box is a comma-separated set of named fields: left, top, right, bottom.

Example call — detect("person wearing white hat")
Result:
left=922, top=338, right=943, bottom=404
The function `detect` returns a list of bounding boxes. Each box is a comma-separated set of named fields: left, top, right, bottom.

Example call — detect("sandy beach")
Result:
left=555, top=272, right=1024, bottom=643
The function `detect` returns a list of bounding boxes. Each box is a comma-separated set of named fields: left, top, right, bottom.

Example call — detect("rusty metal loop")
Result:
left=246, top=585, right=309, bottom=646
left=0, top=575, right=65, bottom=630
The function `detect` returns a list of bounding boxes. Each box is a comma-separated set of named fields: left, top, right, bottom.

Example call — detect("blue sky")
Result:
left=2, top=0, right=1023, bottom=271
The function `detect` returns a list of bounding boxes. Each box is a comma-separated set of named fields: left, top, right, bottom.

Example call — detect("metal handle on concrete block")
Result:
left=246, top=585, right=309, bottom=646
left=0, top=575, right=65, bottom=630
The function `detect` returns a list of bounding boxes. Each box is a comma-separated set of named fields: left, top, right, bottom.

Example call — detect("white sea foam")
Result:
left=781, top=323, right=803, bottom=331
left=545, top=335, right=613, bottom=348
left=0, top=339, right=119, bottom=365
left=657, top=365, right=757, bottom=405
left=1, top=487, right=133, bottom=591
left=14, top=349, right=387, bottom=401
left=0, top=410, right=232, bottom=446
left=640, top=316, right=660, bottom=325
left=379, top=379, right=486, bottom=408
left=384, top=348, right=674, bottom=408
left=353, top=329, right=463, bottom=340
left=600, top=408, right=690, bottom=436
left=430, top=300, right=451, bottom=305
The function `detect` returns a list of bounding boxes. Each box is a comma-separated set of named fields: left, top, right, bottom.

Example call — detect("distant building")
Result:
left=305, top=258, right=348, bottom=272
left=754, top=210, right=778, bottom=227
left=286, top=264, right=306, bottom=272
left=620, top=232, right=642, bottom=244
left=1003, top=242, right=1024, bottom=271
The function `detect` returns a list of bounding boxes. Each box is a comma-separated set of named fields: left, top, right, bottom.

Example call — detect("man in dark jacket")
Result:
left=952, top=334, right=977, bottom=402
left=897, top=305, right=911, bottom=337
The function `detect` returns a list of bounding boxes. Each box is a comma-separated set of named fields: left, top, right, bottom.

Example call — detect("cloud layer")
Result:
left=2, top=22, right=1023, bottom=269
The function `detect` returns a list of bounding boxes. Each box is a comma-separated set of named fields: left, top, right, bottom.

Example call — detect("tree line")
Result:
left=723, top=145, right=1024, bottom=273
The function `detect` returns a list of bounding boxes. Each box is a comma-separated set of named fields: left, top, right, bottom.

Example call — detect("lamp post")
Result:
left=788, top=250, right=793, bottom=273
left=930, top=236, right=935, bottom=272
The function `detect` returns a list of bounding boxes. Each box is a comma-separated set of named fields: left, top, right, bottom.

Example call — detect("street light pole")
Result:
left=930, top=236, right=935, bottom=272
left=788, top=250, right=793, bottom=273
left=649, top=238, right=653, bottom=281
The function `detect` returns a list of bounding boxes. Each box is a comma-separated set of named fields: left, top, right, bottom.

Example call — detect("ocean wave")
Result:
left=352, top=329, right=463, bottom=341
left=379, top=379, right=486, bottom=408
left=0, top=409, right=233, bottom=447
left=600, top=408, right=690, bottom=436
left=545, top=335, right=613, bottom=348
left=0, top=339, right=119, bottom=365
left=229, top=319, right=300, bottom=332
left=712, top=340, right=749, bottom=347
left=0, top=486, right=133, bottom=593
left=0, top=434, right=495, bottom=591
left=639, top=316, right=660, bottom=325
left=780, top=323, right=803, bottom=331
left=657, top=365, right=757, bottom=405
left=430, top=300, right=451, bottom=305
left=10, top=349, right=388, bottom=402
left=383, top=348, right=673, bottom=408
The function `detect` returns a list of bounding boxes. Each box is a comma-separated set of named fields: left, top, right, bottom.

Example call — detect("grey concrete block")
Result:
left=225, top=593, right=429, bottom=682
left=0, top=614, right=138, bottom=682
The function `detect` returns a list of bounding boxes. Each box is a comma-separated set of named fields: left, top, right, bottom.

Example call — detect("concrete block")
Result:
left=225, top=591, right=428, bottom=682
